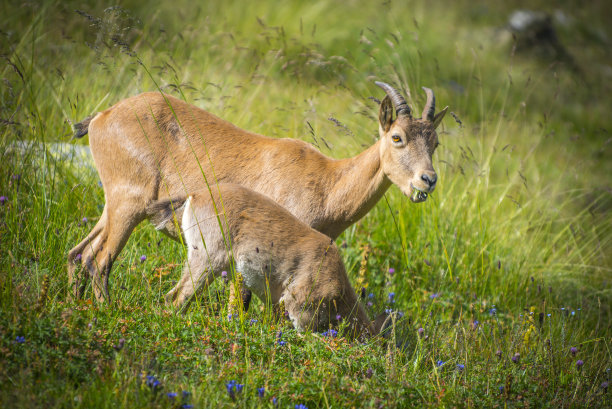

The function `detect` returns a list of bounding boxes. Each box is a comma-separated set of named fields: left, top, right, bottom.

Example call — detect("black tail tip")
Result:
left=73, top=115, right=93, bottom=138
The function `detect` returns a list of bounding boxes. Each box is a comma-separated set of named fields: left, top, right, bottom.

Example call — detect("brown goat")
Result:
left=68, top=82, right=447, bottom=303
left=146, top=184, right=381, bottom=338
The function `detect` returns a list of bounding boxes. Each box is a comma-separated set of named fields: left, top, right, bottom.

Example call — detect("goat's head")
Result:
left=375, top=82, right=448, bottom=203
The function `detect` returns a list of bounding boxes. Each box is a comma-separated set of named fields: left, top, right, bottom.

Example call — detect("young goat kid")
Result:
left=147, top=184, right=377, bottom=337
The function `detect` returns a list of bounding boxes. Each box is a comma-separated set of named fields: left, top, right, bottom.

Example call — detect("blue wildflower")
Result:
left=181, top=405, right=194, bottom=409
left=385, top=308, right=393, bottom=314
left=0, top=196, right=8, bottom=205
left=436, top=360, right=445, bottom=367
left=236, top=384, right=244, bottom=393
left=489, top=307, right=497, bottom=315
left=145, top=375, right=161, bottom=390
left=322, top=329, right=338, bottom=338
left=15, top=336, right=25, bottom=343
left=457, top=364, right=465, bottom=371
left=140, top=255, right=147, bottom=263
left=278, top=340, right=286, bottom=346
left=430, top=293, right=439, bottom=299
left=226, top=380, right=237, bottom=400
left=335, top=314, right=342, bottom=321
left=257, top=387, right=265, bottom=398
left=272, top=397, right=278, bottom=406
left=366, top=301, right=373, bottom=308
left=388, top=292, right=395, bottom=303
left=368, top=292, right=375, bottom=299
left=295, top=405, right=308, bottom=409
left=250, top=319, right=258, bottom=325
left=472, top=320, right=479, bottom=330
left=167, top=392, right=178, bottom=399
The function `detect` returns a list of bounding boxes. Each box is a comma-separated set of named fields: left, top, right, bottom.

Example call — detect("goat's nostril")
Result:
left=421, top=173, right=437, bottom=186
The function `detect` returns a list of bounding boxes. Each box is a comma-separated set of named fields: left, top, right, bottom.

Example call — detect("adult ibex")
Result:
left=146, top=184, right=383, bottom=337
left=68, top=82, right=447, bottom=303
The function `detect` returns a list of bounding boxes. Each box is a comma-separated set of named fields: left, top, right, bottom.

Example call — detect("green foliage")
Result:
left=0, top=0, right=610, bottom=407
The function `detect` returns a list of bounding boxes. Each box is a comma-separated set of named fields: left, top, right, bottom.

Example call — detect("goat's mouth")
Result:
left=410, top=185, right=428, bottom=203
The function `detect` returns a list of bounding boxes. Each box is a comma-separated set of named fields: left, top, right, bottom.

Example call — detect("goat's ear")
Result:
left=378, top=95, right=394, bottom=132
left=432, top=106, right=448, bottom=129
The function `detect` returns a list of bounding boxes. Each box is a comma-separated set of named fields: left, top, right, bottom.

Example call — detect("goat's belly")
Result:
left=235, top=255, right=277, bottom=303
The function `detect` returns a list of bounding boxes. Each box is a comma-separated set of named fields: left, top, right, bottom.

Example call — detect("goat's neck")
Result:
left=324, top=139, right=392, bottom=238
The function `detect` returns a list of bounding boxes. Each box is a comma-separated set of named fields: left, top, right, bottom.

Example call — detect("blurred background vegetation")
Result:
left=0, top=0, right=610, bottom=407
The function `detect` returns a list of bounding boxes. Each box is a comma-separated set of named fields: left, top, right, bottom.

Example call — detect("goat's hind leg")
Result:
left=67, top=207, right=107, bottom=299
left=165, top=256, right=217, bottom=312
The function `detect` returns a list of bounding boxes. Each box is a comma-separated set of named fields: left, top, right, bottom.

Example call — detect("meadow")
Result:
left=0, top=0, right=610, bottom=407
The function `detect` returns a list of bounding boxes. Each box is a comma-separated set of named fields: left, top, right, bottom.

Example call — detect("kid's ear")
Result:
left=432, top=106, right=448, bottom=129
left=379, top=95, right=394, bottom=132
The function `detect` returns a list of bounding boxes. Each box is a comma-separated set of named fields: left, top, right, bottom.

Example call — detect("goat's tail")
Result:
left=73, top=115, right=94, bottom=139
left=145, top=197, right=188, bottom=232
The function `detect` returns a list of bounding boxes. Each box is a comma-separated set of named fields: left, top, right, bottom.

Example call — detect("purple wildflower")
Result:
left=366, top=301, right=373, bottom=308
left=417, top=327, right=425, bottom=337
left=257, top=387, right=265, bottom=398
left=82, top=217, right=88, bottom=224
left=0, top=196, right=7, bottom=205
left=511, top=353, right=520, bottom=364
left=496, top=349, right=502, bottom=358
left=140, top=255, right=147, bottom=263
left=489, top=307, right=497, bottom=316
left=388, top=267, right=395, bottom=275
left=388, top=292, right=395, bottom=303
left=335, top=314, right=342, bottom=322
left=430, top=293, right=439, bottom=299
left=113, top=338, right=125, bottom=351
left=472, top=320, right=479, bottom=330
left=181, top=405, right=193, bottom=409
left=250, top=319, right=258, bottom=325
left=570, top=347, right=578, bottom=356
left=167, top=392, right=178, bottom=399
left=576, top=360, right=584, bottom=369
left=601, top=381, right=609, bottom=392
left=366, top=367, right=373, bottom=378
left=278, top=340, right=286, bottom=346
left=221, top=271, right=228, bottom=278
left=74, top=253, right=82, bottom=263
left=457, top=364, right=465, bottom=371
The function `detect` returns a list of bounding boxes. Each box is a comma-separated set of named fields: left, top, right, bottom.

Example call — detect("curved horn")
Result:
left=421, top=87, right=435, bottom=121
left=375, top=81, right=411, bottom=117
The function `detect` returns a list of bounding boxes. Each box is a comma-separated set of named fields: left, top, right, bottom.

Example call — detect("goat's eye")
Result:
left=392, top=135, right=401, bottom=143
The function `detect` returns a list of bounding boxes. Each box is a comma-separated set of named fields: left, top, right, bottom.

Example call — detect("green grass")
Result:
left=1, top=0, right=611, bottom=407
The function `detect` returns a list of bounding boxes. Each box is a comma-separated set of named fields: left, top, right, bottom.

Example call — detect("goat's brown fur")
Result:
left=68, top=85, right=446, bottom=303
left=148, top=184, right=376, bottom=337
